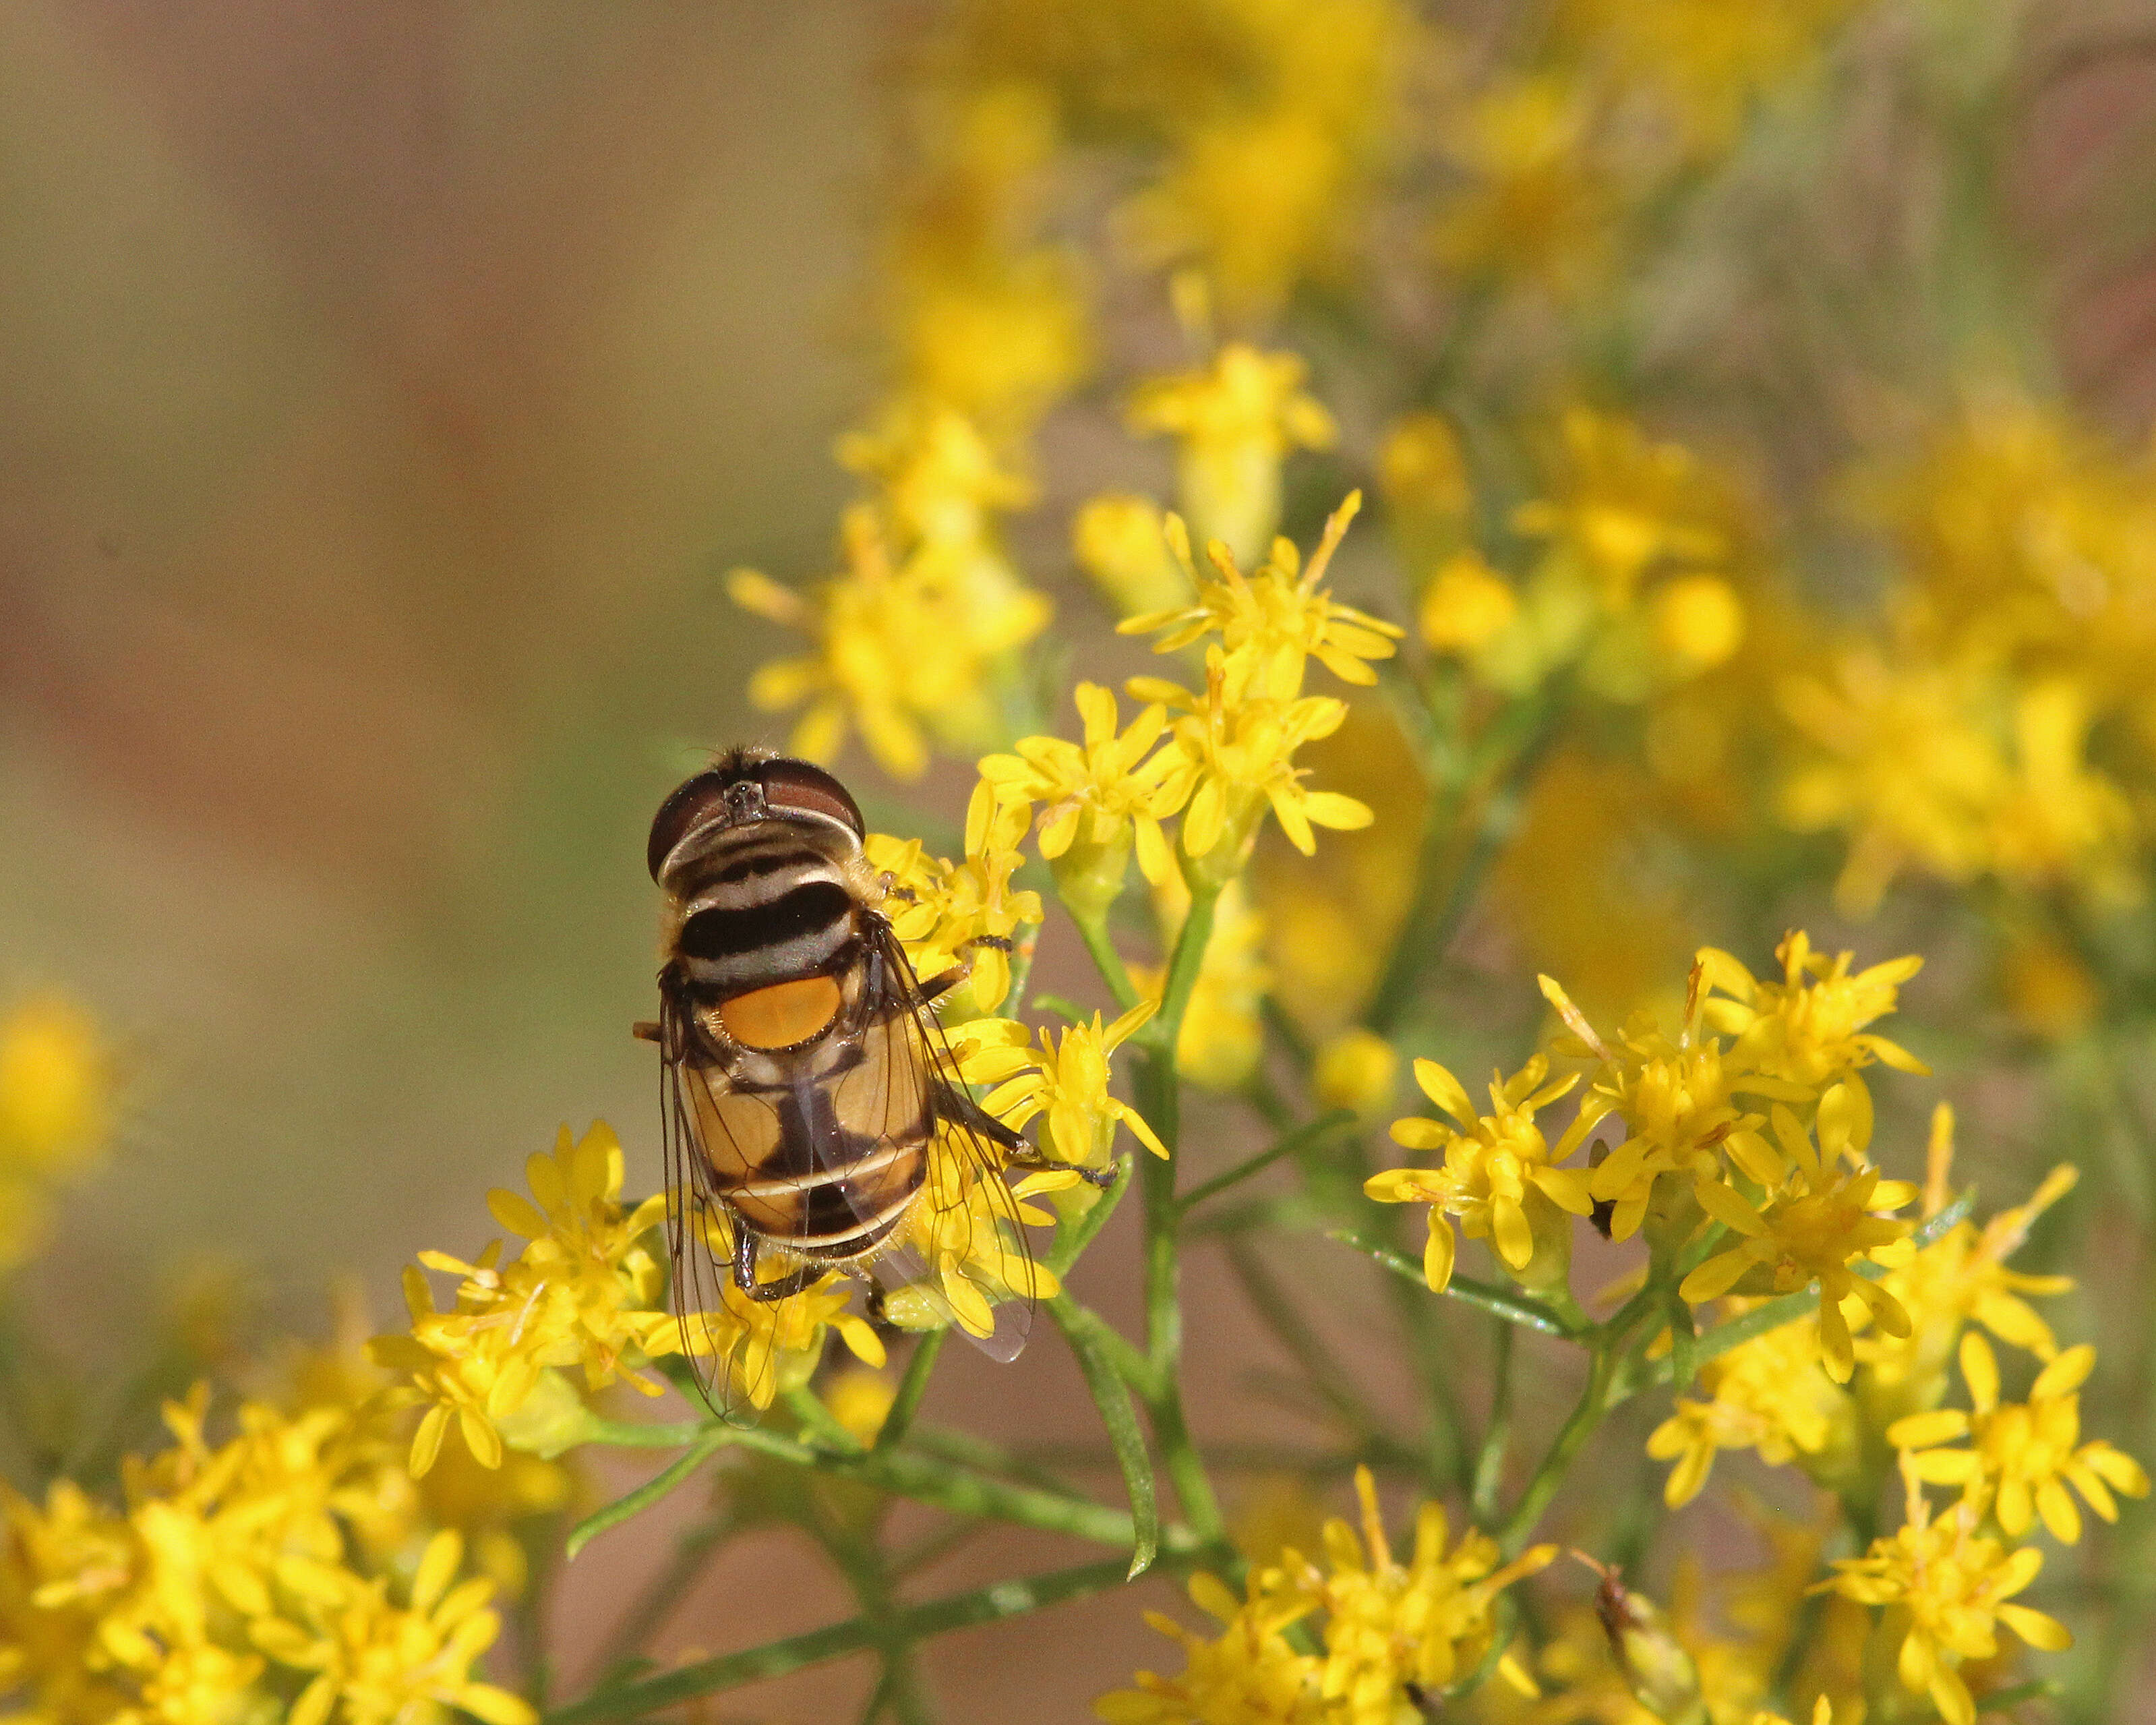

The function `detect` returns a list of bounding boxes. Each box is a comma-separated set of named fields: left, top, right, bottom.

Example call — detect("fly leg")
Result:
left=732, top=1224, right=814, bottom=1302
left=933, top=1078, right=1118, bottom=1188
left=918, top=933, right=1018, bottom=1005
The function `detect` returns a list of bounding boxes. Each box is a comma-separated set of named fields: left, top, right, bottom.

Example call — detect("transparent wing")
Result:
left=839, top=923, right=1040, bottom=1363
left=657, top=994, right=787, bottom=1423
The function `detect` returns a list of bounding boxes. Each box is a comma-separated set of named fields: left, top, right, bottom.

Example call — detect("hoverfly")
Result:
left=637, top=750, right=1091, bottom=1413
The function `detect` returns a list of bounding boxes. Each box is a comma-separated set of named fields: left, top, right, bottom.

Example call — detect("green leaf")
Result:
left=1048, top=1297, right=1160, bottom=1579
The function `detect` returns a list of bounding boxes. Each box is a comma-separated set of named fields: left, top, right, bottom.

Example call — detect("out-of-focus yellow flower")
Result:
left=977, top=684, right=1187, bottom=920
left=1313, top=1028, right=1398, bottom=1119
left=1565, top=0, right=1861, bottom=154
left=1999, top=936, right=2099, bottom=1041
left=1115, top=0, right=1420, bottom=318
left=1251, top=702, right=1425, bottom=1033
left=1822, top=1463, right=2070, bottom=1725
left=1649, top=575, right=1745, bottom=674
left=953, top=1000, right=1167, bottom=1171
left=1076, top=494, right=1197, bottom=620
left=371, top=1123, right=682, bottom=1473
left=0, top=994, right=114, bottom=1270
left=732, top=477, right=1051, bottom=780
left=868, top=790, right=1045, bottom=1015
left=1514, top=409, right=1730, bottom=612
left=1380, top=413, right=1473, bottom=554
left=252, top=1529, right=534, bottom=1725
left=1420, top=552, right=1520, bottom=656
left=1646, top=1313, right=1855, bottom=1507
left=1367, top=1055, right=1597, bottom=1295
left=1888, top=1333, right=2149, bottom=1543
left=1127, top=344, right=1336, bottom=563
left=1134, top=875, right=1271, bottom=1093
left=824, top=1369, right=899, bottom=1447
left=1434, top=75, right=1615, bottom=296
left=1779, top=654, right=2140, bottom=915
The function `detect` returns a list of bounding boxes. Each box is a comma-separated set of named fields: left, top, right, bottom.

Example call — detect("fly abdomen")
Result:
left=676, top=881, right=856, bottom=991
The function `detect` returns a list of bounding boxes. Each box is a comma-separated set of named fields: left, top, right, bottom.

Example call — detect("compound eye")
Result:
left=756, top=758, right=864, bottom=837
left=647, top=769, right=732, bottom=881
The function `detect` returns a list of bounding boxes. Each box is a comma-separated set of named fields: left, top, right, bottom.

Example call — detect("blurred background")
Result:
left=7, top=1, right=2156, bottom=1719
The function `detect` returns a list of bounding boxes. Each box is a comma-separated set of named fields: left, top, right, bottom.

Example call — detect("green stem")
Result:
left=1048, top=1155, right=1133, bottom=1277
left=875, top=1333, right=945, bottom=1454
left=569, top=1422, right=1145, bottom=1556
left=544, top=1548, right=1231, bottom=1725
left=1472, top=1318, right=1514, bottom=1523
left=1175, top=1110, right=1357, bottom=1217
left=1496, top=1341, right=1617, bottom=1558
left=1134, top=877, right=1226, bottom=1544
left=1065, top=904, right=1144, bottom=1014
left=1329, top=1231, right=1581, bottom=1337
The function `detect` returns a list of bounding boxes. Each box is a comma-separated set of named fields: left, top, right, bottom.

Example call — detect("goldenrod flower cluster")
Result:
left=0, top=1362, right=543, bottom=1725
left=1097, top=1468, right=1554, bottom=1725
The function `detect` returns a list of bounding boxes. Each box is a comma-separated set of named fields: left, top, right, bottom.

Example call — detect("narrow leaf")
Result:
left=1049, top=1297, right=1160, bottom=1578
left=1328, top=1231, right=1576, bottom=1336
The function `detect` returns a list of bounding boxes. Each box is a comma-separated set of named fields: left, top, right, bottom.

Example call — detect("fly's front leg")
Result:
left=731, top=1221, right=813, bottom=1302
left=1001, top=1141, right=1120, bottom=1189
left=918, top=933, right=1019, bottom=1005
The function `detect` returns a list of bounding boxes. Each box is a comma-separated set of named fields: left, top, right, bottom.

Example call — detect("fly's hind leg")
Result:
left=732, top=1223, right=814, bottom=1302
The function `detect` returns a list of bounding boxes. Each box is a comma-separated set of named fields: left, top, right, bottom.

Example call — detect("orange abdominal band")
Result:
left=717, top=975, right=843, bottom=1051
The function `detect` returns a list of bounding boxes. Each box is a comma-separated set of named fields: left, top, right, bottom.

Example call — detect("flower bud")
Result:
left=1592, top=1567, right=1706, bottom=1725
left=1505, top=1186, right=1576, bottom=1295
left=1049, top=819, right=1135, bottom=926
left=1313, top=1029, right=1399, bottom=1120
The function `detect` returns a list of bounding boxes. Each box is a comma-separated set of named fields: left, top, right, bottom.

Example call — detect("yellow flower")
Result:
left=1822, top=1463, right=2070, bottom=1725
left=1677, top=1100, right=1917, bottom=1382
left=1127, top=344, right=1337, bottom=564
left=1381, top=413, right=1474, bottom=574
left=678, top=1228, right=887, bottom=1409
left=1102, top=1469, right=1551, bottom=1725
left=978, top=684, right=1187, bottom=919
left=1646, top=1312, right=1855, bottom=1507
left=1889, top=1333, right=2150, bottom=1543
left=1094, top=1570, right=1325, bottom=1725
left=1854, top=1125, right=2078, bottom=1419
left=731, top=492, right=1051, bottom=780
left=1696, top=933, right=1926, bottom=1093
left=251, top=1529, right=535, bottom=1725
left=1649, top=575, right=1745, bottom=674
left=1538, top=973, right=1808, bottom=1248
left=1291, top=1467, right=1555, bottom=1720
left=1366, top=1055, right=1597, bottom=1295
left=371, top=1122, right=680, bottom=1474
left=867, top=790, right=1046, bottom=1015
left=1120, top=493, right=1402, bottom=703
left=1138, top=648, right=1373, bottom=876
left=953, top=1001, right=1168, bottom=1172
left=1568, top=0, right=1860, bottom=154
